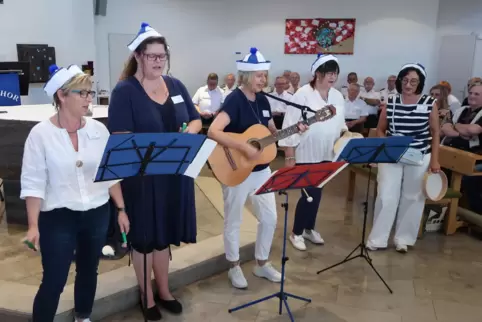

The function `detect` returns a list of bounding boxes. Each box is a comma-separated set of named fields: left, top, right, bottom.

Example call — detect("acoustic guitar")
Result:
left=208, top=106, right=335, bottom=186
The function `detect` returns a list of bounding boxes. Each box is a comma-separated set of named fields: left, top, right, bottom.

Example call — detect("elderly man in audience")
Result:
left=359, top=77, right=381, bottom=128
left=221, top=73, right=237, bottom=98
left=340, top=72, right=360, bottom=98
left=288, top=72, right=301, bottom=93
left=192, top=72, right=224, bottom=125
left=379, top=75, right=398, bottom=103
left=440, top=81, right=462, bottom=113
left=344, top=83, right=369, bottom=133
left=441, top=81, right=482, bottom=214
left=267, top=76, right=293, bottom=129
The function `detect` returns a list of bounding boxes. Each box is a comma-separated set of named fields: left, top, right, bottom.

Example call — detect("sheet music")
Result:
left=184, top=138, right=217, bottom=178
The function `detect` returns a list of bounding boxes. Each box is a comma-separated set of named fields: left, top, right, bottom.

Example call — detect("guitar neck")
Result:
left=258, top=113, right=321, bottom=148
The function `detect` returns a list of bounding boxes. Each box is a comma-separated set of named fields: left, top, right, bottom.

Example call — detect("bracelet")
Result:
left=285, top=157, right=295, bottom=161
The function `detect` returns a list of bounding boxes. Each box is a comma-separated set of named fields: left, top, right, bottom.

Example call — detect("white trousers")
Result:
left=367, top=154, right=430, bottom=248
left=222, top=167, right=277, bottom=262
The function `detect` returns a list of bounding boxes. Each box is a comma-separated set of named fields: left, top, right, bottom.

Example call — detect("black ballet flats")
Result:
left=155, top=296, right=183, bottom=314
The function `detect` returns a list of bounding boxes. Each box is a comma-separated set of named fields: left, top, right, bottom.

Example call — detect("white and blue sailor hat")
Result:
left=236, top=47, right=271, bottom=72
left=128, top=22, right=163, bottom=52
left=400, top=63, right=427, bottom=78
left=43, top=64, right=85, bottom=98
left=310, top=53, right=338, bottom=76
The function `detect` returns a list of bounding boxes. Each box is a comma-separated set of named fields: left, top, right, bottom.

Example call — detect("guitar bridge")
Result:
left=224, top=147, right=238, bottom=170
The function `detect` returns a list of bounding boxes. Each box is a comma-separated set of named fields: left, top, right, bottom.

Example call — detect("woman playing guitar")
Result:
left=208, top=47, right=307, bottom=289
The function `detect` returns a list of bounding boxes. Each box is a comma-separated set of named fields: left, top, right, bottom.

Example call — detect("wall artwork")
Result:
left=284, top=18, right=356, bottom=55
left=16, top=44, right=56, bottom=83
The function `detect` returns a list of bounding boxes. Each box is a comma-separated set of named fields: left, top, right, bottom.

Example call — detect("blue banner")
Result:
left=0, top=73, right=21, bottom=106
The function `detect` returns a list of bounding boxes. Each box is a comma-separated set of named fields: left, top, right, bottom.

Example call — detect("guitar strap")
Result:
left=261, top=92, right=316, bottom=121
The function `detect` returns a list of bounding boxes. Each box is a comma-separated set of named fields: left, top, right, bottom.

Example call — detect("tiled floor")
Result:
left=103, top=159, right=482, bottom=322
left=0, top=184, right=223, bottom=286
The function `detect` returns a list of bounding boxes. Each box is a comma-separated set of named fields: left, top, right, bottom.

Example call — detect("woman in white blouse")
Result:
left=279, top=54, right=346, bottom=251
left=21, top=64, right=130, bottom=322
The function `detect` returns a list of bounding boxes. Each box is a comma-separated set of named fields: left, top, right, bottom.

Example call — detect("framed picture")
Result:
left=284, top=18, right=356, bottom=55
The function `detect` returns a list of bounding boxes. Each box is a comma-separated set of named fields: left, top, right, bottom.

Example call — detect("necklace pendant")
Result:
left=76, top=160, right=83, bottom=168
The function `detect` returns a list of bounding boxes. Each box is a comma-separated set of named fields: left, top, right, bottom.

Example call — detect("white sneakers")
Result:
left=228, top=262, right=282, bottom=289
left=289, top=230, right=325, bottom=251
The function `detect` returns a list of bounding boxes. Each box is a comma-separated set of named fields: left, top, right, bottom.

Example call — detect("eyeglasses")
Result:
left=401, top=78, right=420, bottom=86
left=71, top=90, right=96, bottom=98
left=144, top=53, right=168, bottom=61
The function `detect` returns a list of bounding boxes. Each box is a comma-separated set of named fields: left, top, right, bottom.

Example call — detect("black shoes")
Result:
left=155, top=295, right=183, bottom=315
left=140, top=303, right=162, bottom=321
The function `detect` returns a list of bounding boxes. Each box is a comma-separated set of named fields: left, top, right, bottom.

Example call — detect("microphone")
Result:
left=302, top=189, right=313, bottom=203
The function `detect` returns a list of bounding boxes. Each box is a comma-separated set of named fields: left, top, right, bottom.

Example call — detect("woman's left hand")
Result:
left=297, top=123, right=309, bottom=133
left=430, top=160, right=441, bottom=173
left=118, top=210, right=130, bottom=236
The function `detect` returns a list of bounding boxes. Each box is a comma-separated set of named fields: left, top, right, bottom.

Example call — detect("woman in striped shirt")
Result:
left=366, top=63, right=440, bottom=253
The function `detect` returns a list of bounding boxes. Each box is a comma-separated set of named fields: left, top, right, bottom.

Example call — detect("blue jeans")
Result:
left=32, top=203, right=109, bottom=321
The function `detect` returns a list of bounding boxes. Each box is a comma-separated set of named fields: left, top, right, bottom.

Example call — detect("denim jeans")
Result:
left=32, top=203, right=109, bottom=322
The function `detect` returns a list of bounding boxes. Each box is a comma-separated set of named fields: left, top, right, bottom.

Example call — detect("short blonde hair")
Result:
left=237, top=70, right=269, bottom=88
left=53, top=73, right=92, bottom=108
left=469, top=81, right=482, bottom=92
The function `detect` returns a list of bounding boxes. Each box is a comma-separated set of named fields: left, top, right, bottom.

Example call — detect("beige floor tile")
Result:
left=433, top=299, right=482, bottom=322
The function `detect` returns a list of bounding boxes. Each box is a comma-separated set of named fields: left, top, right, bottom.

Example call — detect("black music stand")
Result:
left=228, top=161, right=348, bottom=322
left=94, top=132, right=216, bottom=322
left=316, top=136, right=414, bottom=294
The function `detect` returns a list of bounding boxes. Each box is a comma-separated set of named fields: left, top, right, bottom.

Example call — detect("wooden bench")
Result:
left=346, top=163, right=463, bottom=237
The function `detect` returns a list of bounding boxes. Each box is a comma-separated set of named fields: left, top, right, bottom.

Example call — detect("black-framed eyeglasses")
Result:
left=401, top=78, right=420, bottom=86
left=71, top=90, right=96, bottom=98
left=144, top=53, right=168, bottom=61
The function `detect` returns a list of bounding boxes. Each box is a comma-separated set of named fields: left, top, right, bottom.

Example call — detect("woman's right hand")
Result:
left=23, top=226, right=40, bottom=251
left=243, top=143, right=261, bottom=161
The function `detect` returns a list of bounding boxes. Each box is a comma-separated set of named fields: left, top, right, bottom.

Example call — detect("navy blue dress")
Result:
left=107, top=76, right=200, bottom=254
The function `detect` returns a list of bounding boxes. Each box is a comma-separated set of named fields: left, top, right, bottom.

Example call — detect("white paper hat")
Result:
left=128, top=22, right=163, bottom=52
left=236, top=47, right=271, bottom=72
left=311, top=53, right=338, bottom=76
left=400, top=63, right=427, bottom=78
left=43, top=64, right=85, bottom=98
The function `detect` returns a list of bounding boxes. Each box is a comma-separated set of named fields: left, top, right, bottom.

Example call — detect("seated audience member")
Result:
left=462, top=77, right=482, bottom=106
left=283, top=70, right=292, bottom=91
left=440, top=81, right=462, bottom=113
left=221, top=73, right=237, bottom=98
left=340, top=72, right=360, bottom=98
left=192, top=73, right=224, bottom=125
left=344, top=83, right=369, bottom=133
left=359, top=77, right=381, bottom=128
left=289, top=72, right=301, bottom=93
left=379, top=75, right=398, bottom=103
left=430, top=84, right=450, bottom=121
left=267, top=76, right=292, bottom=129
left=441, top=82, right=482, bottom=214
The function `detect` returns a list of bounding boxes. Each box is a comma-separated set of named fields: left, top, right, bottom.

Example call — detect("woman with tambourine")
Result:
left=366, top=63, right=440, bottom=253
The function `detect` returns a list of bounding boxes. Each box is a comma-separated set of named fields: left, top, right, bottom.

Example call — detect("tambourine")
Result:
left=422, top=171, right=448, bottom=201
left=333, top=131, right=364, bottom=154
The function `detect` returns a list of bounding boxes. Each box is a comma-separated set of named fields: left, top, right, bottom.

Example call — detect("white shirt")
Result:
left=20, top=118, right=116, bottom=212
left=379, top=88, right=398, bottom=102
left=221, top=85, right=237, bottom=99
left=267, top=90, right=293, bottom=113
left=279, top=84, right=347, bottom=163
left=448, top=94, right=462, bottom=113
left=344, top=98, right=369, bottom=120
left=192, top=85, right=224, bottom=113
left=359, top=88, right=381, bottom=114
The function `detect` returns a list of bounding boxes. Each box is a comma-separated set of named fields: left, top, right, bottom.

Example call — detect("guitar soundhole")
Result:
left=248, top=139, right=262, bottom=151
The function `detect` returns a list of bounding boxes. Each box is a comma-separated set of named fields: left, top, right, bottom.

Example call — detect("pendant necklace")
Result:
left=58, top=113, right=83, bottom=167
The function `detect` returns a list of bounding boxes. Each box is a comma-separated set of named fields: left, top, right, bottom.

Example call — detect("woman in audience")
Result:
left=440, top=81, right=462, bottom=113
left=367, top=63, right=440, bottom=253
left=441, top=82, right=482, bottom=213
left=279, top=54, right=345, bottom=252
left=430, top=84, right=449, bottom=122
left=21, top=64, right=129, bottom=322
left=107, top=22, right=201, bottom=320
left=462, top=77, right=482, bottom=106
left=208, top=47, right=307, bottom=289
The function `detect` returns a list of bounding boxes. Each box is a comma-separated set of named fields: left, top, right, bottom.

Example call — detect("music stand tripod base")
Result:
left=316, top=136, right=414, bottom=294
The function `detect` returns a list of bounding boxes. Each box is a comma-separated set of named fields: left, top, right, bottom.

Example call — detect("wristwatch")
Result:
left=117, top=207, right=126, bottom=213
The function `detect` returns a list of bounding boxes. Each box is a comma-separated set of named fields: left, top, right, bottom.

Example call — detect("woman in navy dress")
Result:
left=107, top=22, right=201, bottom=320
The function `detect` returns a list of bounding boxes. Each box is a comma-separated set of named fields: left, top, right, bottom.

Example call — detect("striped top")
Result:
left=386, top=94, right=434, bottom=153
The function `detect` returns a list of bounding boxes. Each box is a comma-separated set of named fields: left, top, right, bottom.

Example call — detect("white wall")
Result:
left=95, top=0, right=439, bottom=95
left=0, top=0, right=96, bottom=104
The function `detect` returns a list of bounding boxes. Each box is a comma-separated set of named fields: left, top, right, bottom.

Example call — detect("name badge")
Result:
left=416, top=104, right=428, bottom=113
left=262, top=110, right=270, bottom=118
left=171, top=95, right=184, bottom=104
